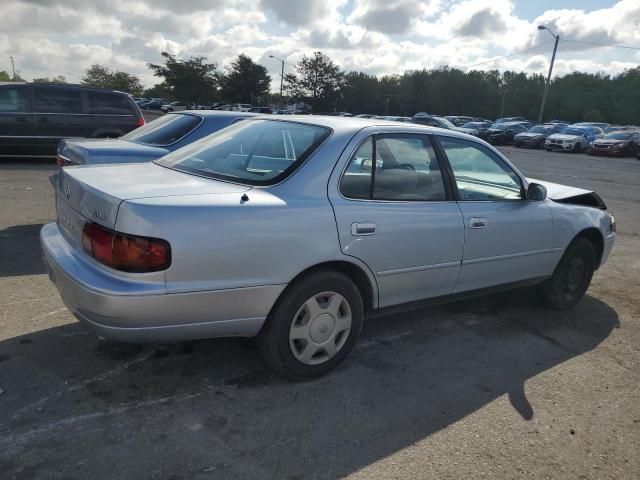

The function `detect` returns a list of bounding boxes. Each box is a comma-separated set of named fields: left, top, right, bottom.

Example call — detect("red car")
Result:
left=590, top=131, right=640, bottom=157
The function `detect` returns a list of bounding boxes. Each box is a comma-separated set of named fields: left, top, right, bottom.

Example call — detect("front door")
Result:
left=437, top=135, right=554, bottom=293
left=330, top=133, right=464, bottom=308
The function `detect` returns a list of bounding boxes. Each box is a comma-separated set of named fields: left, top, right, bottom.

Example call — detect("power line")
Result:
left=463, top=41, right=554, bottom=70
left=561, top=38, right=640, bottom=51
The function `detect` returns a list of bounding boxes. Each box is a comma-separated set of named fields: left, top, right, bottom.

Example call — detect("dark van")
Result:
left=0, top=83, right=145, bottom=157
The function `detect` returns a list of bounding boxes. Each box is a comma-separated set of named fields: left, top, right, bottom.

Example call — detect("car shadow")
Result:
left=0, top=289, right=619, bottom=479
left=0, top=224, right=46, bottom=277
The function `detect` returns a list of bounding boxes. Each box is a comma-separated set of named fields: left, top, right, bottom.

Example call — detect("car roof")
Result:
left=170, top=110, right=260, bottom=119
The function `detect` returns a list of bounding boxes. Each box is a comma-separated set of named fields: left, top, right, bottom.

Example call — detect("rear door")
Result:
left=87, top=90, right=138, bottom=136
left=33, top=86, right=91, bottom=148
left=436, top=135, right=554, bottom=293
left=330, top=132, right=464, bottom=308
left=0, top=84, right=34, bottom=156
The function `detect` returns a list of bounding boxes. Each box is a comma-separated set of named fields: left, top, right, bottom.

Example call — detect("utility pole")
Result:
left=9, top=56, right=16, bottom=80
left=269, top=55, right=285, bottom=110
left=500, top=90, right=507, bottom=117
left=537, top=25, right=560, bottom=124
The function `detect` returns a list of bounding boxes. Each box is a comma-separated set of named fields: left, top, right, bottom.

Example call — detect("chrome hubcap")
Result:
left=289, top=291, right=352, bottom=365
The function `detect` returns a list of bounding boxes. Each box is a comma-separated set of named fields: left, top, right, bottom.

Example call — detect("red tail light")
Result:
left=136, top=116, right=146, bottom=127
left=82, top=223, right=171, bottom=272
left=56, top=155, right=66, bottom=167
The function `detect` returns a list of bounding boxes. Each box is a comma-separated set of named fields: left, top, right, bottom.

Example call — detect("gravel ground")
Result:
left=0, top=147, right=638, bottom=480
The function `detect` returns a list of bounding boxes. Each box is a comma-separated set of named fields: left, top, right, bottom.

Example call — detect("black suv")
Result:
left=0, top=83, right=144, bottom=157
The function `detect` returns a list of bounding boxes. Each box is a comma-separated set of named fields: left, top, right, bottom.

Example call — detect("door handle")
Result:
left=351, top=222, right=376, bottom=236
left=469, top=217, right=488, bottom=229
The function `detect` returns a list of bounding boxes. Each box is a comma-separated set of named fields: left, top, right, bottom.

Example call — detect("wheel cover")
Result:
left=564, top=256, right=586, bottom=294
left=289, top=291, right=352, bottom=365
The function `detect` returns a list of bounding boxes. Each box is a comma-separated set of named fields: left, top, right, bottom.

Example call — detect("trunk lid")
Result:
left=58, top=138, right=169, bottom=166
left=54, top=163, right=251, bottom=244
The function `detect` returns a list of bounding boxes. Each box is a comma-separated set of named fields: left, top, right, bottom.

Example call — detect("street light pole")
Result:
left=9, top=56, right=16, bottom=80
left=269, top=55, right=285, bottom=109
left=537, top=25, right=559, bottom=124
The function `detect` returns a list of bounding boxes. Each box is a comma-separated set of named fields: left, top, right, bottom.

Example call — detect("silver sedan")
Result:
left=41, top=116, right=616, bottom=380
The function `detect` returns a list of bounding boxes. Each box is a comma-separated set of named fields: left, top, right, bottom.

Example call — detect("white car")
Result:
left=545, top=126, right=602, bottom=153
left=230, top=103, right=252, bottom=112
left=161, top=102, right=188, bottom=113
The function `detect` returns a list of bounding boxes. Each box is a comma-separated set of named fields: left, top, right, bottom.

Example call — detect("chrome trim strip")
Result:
left=462, top=249, right=550, bottom=265
left=377, top=260, right=461, bottom=277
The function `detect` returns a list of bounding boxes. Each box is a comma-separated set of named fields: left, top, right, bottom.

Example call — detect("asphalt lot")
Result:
left=0, top=147, right=639, bottom=479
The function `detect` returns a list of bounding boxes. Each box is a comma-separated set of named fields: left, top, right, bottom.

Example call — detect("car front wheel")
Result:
left=537, top=237, right=596, bottom=310
left=257, top=271, right=364, bottom=380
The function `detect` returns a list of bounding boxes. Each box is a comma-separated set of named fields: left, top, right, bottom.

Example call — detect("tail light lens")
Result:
left=136, top=116, right=146, bottom=127
left=56, top=155, right=67, bottom=167
left=82, top=223, right=171, bottom=272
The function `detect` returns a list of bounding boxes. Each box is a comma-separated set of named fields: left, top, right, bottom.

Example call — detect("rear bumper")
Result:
left=41, top=222, right=284, bottom=342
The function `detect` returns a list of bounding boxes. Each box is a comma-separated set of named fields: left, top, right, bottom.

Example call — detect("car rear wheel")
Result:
left=257, top=271, right=364, bottom=381
left=537, top=237, right=596, bottom=310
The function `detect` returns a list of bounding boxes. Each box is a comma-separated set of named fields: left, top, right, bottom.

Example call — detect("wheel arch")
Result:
left=574, top=227, right=604, bottom=268
left=270, top=260, right=378, bottom=318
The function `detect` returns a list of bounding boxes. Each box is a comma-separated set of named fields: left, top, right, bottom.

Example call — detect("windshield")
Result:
left=604, top=132, right=633, bottom=140
left=559, top=127, right=585, bottom=136
left=528, top=126, right=549, bottom=134
left=156, top=119, right=331, bottom=186
left=434, top=116, right=456, bottom=128
left=123, top=114, right=202, bottom=146
left=461, top=122, right=481, bottom=128
left=490, top=123, right=507, bottom=131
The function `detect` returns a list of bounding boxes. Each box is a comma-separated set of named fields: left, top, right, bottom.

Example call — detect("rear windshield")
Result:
left=88, top=91, right=134, bottom=115
left=156, top=119, right=331, bottom=186
left=122, top=113, right=202, bottom=146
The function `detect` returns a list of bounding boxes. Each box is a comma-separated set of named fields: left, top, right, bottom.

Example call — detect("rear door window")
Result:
left=122, top=113, right=202, bottom=146
left=88, top=91, right=133, bottom=115
left=341, top=134, right=448, bottom=201
left=33, top=87, right=83, bottom=114
left=0, top=86, right=29, bottom=112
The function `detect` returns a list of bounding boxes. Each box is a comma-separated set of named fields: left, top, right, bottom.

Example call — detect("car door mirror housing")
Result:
left=527, top=182, right=547, bottom=201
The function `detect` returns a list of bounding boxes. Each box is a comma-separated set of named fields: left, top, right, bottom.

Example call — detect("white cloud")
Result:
left=0, top=0, right=637, bottom=88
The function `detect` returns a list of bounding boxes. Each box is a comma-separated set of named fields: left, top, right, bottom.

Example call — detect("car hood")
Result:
left=548, top=134, right=580, bottom=141
left=59, top=138, right=169, bottom=166
left=56, top=163, right=250, bottom=229
left=528, top=178, right=607, bottom=209
left=593, top=139, right=626, bottom=145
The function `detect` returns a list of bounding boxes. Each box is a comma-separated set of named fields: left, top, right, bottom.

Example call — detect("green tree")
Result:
left=0, top=70, right=25, bottom=82
left=219, top=54, right=270, bottom=104
left=148, top=52, right=218, bottom=104
left=285, top=52, right=347, bottom=112
left=82, top=64, right=143, bottom=96
left=32, top=75, right=67, bottom=84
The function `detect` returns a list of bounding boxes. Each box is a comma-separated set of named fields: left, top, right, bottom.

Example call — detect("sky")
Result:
left=1, top=0, right=638, bottom=90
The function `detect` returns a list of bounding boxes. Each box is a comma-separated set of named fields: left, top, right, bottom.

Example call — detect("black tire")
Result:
left=537, top=237, right=596, bottom=310
left=573, top=143, right=581, bottom=153
left=257, top=270, right=364, bottom=381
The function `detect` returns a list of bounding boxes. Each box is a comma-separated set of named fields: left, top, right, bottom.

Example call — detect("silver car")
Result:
left=41, top=117, right=616, bottom=380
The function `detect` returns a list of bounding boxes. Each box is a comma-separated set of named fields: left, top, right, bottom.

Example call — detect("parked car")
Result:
left=142, top=98, right=164, bottom=110
left=514, top=124, right=562, bottom=149
left=412, top=113, right=463, bottom=130
left=229, top=103, right=252, bottom=112
left=603, top=125, right=636, bottom=134
left=42, top=116, right=615, bottom=380
left=545, top=126, right=603, bottom=152
left=57, top=111, right=258, bottom=166
left=0, top=82, right=144, bottom=157
left=249, top=106, right=273, bottom=114
left=161, top=101, right=188, bottom=113
left=457, top=121, right=492, bottom=136
left=590, top=131, right=640, bottom=157
left=573, top=122, right=610, bottom=130
left=444, top=115, right=477, bottom=126
left=494, top=116, right=527, bottom=124
left=478, top=121, right=529, bottom=145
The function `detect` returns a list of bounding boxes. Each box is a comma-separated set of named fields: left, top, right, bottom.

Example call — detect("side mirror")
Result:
left=527, top=182, right=547, bottom=201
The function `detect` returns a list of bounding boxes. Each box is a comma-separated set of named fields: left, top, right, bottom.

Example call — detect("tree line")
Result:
left=4, top=50, right=640, bottom=124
